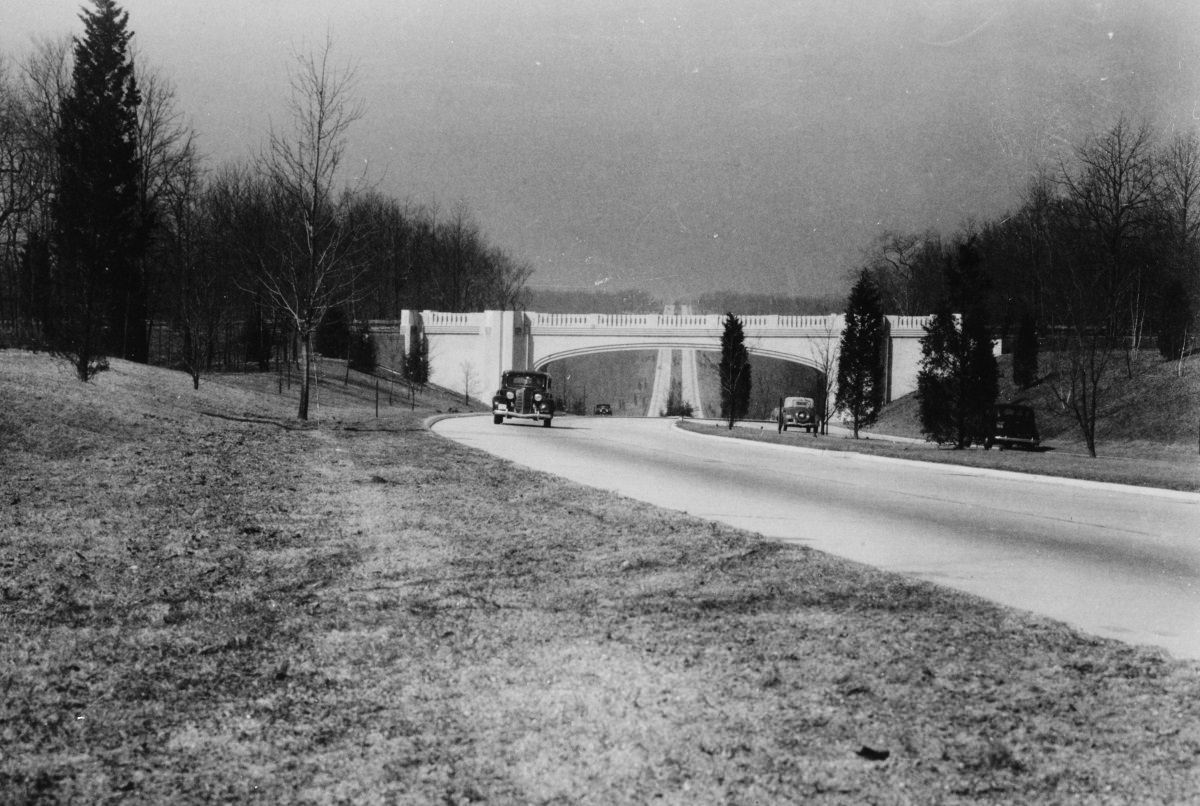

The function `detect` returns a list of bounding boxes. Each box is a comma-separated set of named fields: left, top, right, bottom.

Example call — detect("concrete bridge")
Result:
left=366, top=310, right=932, bottom=411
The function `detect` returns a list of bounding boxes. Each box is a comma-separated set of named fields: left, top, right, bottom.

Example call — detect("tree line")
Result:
left=840, top=116, right=1199, bottom=456
left=0, top=1, right=531, bottom=417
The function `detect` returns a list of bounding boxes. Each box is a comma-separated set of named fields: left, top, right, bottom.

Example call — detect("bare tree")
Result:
left=255, top=36, right=366, bottom=419
left=0, top=60, right=35, bottom=334
left=1058, top=116, right=1159, bottom=354
left=1040, top=117, right=1159, bottom=456
left=1, top=39, right=70, bottom=341
left=807, top=314, right=841, bottom=435
left=133, top=60, right=197, bottom=344
left=164, top=151, right=235, bottom=389
left=460, top=360, right=477, bottom=406
left=1157, top=130, right=1200, bottom=356
left=862, top=229, right=945, bottom=315
left=1160, top=130, right=1200, bottom=249
left=0, top=63, right=34, bottom=237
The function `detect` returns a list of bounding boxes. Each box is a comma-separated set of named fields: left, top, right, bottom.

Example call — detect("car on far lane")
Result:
left=984, top=403, right=1040, bottom=450
left=777, top=395, right=817, bottom=433
left=594, top=403, right=613, bottom=416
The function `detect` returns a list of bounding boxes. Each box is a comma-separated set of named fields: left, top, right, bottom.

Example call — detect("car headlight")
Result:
left=506, top=391, right=515, bottom=400
left=534, top=393, right=543, bottom=402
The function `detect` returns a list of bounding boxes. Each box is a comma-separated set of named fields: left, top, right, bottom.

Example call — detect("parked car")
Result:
left=777, top=395, right=817, bottom=433
left=492, top=370, right=556, bottom=427
left=984, top=403, right=1040, bottom=450
left=594, top=403, right=613, bottom=416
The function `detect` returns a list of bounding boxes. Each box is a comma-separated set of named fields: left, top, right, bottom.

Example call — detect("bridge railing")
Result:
left=529, top=312, right=845, bottom=331
left=887, top=315, right=935, bottom=334
left=424, top=311, right=483, bottom=329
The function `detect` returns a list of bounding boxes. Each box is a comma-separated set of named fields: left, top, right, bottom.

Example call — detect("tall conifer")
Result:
left=51, top=0, right=147, bottom=377
left=718, top=313, right=751, bottom=429
left=917, top=239, right=998, bottom=447
left=835, top=270, right=886, bottom=437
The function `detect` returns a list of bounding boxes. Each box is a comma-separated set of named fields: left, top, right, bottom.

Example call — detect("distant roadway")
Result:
left=432, top=415, right=1200, bottom=661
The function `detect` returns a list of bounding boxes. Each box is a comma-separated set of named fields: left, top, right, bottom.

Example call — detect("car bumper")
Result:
left=494, top=404, right=552, bottom=421
left=991, top=437, right=1039, bottom=447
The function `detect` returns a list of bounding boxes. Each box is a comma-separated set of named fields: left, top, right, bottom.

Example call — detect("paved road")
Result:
left=433, top=415, right=1200, bottom=660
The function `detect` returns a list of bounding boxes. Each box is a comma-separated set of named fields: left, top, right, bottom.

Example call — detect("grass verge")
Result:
left=2, top=350, right=1199, bottom=803
left=678, top=420, right=1200, bottom=493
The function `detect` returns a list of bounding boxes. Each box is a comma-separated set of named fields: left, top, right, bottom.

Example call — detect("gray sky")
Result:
left=3, top=0, right=1198, bottom=302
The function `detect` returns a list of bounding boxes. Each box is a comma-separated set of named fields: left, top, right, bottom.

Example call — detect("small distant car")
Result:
left=984, top=403, right=1040, bottom=450
left=594, top=403, right=613, bottom=416
left=777, top=395, right=817, bottom=433
left=492, top=370, right=556, bottom=427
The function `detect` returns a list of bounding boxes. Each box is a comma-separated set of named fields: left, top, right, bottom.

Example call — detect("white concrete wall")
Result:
left=378, top=310, right=933, bottom=407
left=886, top=316, right=931, bottom=402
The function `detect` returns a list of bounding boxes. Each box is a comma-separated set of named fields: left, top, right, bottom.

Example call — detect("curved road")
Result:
left=433, top=415, right=1200, bottom=660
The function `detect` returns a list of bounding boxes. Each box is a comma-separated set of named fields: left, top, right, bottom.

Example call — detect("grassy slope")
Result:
left=2, top=349, right=1199, bottom=804
left=867, top=352, right=1200, bottom=453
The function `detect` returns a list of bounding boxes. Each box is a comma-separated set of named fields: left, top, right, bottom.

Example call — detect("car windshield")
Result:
left=504, top=373, right=546, bottom=389
left=782, top=397, right=813, bottom=408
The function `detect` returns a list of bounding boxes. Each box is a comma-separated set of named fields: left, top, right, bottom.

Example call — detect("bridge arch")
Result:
left=535, top=342, right=824, bottom=374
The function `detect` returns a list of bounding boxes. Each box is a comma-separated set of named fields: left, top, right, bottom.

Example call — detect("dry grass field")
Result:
left=2, top=349, right=1199, bottom=804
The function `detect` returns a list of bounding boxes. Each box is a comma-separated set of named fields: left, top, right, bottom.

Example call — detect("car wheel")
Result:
left=493, top=414, right=504, bottom=425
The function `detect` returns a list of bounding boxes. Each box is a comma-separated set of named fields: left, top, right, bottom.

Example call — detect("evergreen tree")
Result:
left=718, top=312, right=751, bottom=429
left=1012, top=311, right=1039, bottom=389
left=50, top=0, right=147, bottom=378
left=917, top=240, right=998, bottom=448
left=963, top=310, right=999, bottom=440
left=835, top=270, right=886, bottom=437
left=405, top=331, right=430, bottom=387
left=917, top=305, right=961, bottom=445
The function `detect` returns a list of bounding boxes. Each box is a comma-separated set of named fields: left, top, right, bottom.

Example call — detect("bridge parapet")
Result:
left=530, top=312, right=846, bottom=333
left=888, top=315, right=935, bottom=335
left=425, top=311, right=483, bottom=331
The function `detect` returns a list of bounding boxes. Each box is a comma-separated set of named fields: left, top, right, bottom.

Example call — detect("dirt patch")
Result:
left=3, top=350, right=1199, bottom=803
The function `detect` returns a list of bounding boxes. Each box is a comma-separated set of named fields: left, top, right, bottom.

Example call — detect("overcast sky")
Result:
left=3, top=1, right=1198, bottom=302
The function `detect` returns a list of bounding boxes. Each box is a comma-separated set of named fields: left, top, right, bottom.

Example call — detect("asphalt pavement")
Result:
left=433, top=414, right=1200, bottom=660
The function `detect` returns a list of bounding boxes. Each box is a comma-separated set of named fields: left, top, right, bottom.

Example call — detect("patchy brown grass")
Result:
left=3, top=349, right=1200, bottom=804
